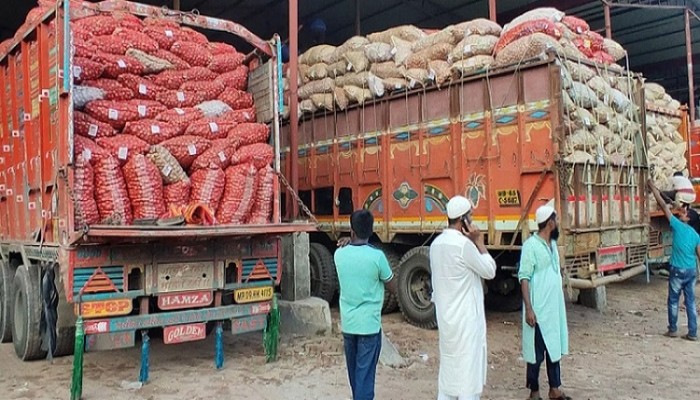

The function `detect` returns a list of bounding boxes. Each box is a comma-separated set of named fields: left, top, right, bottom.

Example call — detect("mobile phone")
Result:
left=462, top=216, right=472, bottom=233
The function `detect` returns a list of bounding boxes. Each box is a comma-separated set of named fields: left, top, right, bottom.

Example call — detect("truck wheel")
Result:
left=53, top=326, right=76, bottom=357
left=376, top=245, right=402, bottom=314
left=12, top=265, right=47, bottom=360
left=396, top=247, right=437, bottom=329
left=485, top=276, right=522, bottom=312
left=0, top=260, right=17, bottom=343
left=309, top=243, right=337, bottom=304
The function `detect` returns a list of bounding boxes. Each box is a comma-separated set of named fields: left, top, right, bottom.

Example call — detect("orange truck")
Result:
left=0, top=1, right=311, bottom=396
left=282, top=56, right=650, bottom=328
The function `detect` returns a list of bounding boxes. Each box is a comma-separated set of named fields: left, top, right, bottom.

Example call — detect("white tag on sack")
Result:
left=118, top=147, right=128, bottom=160
left=88, top=124, right=98, bottom=137
left=72, top=66, right=82, bottom=79
left=151, top=124, right=161, bottom=134
left=82, top=148, right=92, bottom=161
left=175, top=108, right=185, bottom=115
left=218, top=151, right=226, bottom=162
left=163, top=164, right=172, bottom=177
left=176, top=91, right=185, bottom=102
left=137, top=105, right=147, bottom=117
left=209, top=122, right=219, bottom=133
left=117, top=59, right=127, bottom=69
left=108, top=109, right=119, bottom=120
left=165, top=30, right=174, bottom=38
left=187, top=144, right=197, bottom=155
left=463, top=44, right=472, bottom=55
left=138, top=84, right=148, bottom=95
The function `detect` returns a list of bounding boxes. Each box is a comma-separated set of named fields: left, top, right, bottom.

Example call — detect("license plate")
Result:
left=234, top=287, right=273, bottom=304
left=156, top=262, right=214, bottom=293
left=158, top=290, right=213, bottom=311
left=163, top=323, right=207, bottom=345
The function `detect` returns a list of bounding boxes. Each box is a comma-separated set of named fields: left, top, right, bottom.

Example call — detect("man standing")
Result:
left=335, top=209, right=397, bottom=400
left=518, top=203, right=570, bottom=400
left=430, top=195, right=497, bottom=400
left=648, top=180, right=699, bottom=341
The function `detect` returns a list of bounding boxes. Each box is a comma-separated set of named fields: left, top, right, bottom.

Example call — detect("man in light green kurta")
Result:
left=518, top=204, right=570, bottom=400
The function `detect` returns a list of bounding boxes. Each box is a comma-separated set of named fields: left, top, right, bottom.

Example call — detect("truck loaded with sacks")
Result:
left=282, top=7, right=652, bottom=328
left=0, top=0, right=312, bottom=394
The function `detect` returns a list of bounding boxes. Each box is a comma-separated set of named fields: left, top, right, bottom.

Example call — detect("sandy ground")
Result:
left=1, top=274, right=699, bottom=400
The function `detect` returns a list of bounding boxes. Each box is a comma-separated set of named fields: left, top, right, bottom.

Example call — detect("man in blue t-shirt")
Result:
left=334, top=210, right=397, bottom=399
left=649, top=179, right=699, bottom=341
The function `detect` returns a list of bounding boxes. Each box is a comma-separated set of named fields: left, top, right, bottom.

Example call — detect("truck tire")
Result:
left=12, top=265, right=47, bottom=361
left=396, top=247, right=437, bottom=329
left=485, top=276, right=522, bottom=312
left=52, top=326, right=76, bottom=357
left=309, top=243, right=337, bottom=304
left=0, top=259, right=17, bottom=343
left=376, top=245, right=402, bottom=314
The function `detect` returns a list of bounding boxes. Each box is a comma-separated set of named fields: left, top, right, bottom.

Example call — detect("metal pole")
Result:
left=173, top=0, right=180, bottom=11
left=489, top=0, right=497, bottom=23
left=604, top=1, right=612, bottom=39
left=355, top=0, right=361, bottom=36
left=686, top=8, right=695, bottom=123
left=289, top=0, right=300, bottom=219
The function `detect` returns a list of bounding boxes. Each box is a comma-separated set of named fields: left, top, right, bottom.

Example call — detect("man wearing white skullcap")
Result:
left=430, top=195, right=497, bottom=400
left=518, top=201, right=570, bottom=400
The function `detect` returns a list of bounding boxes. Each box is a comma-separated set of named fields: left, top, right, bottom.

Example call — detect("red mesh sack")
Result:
left=170, top=41, right=212, bottom=67
left=74, top=42, right=97, bottom=58
left=73, top=57, right=104, bottom=83
left=180, top=27, right=209, bottom=45
left=72, top=28, right=94, bottom=43
left=117, top=74, right=167, bottom=100
left=82, top=79, right=134, bottom=101
left=190, top=138, right=241, bottom=171
left=93, top=155, right=133, bottom=225
left=190, top=166, right=226, bottom=212
left=125, top=99, right=168, bottom=119
left=246, top=165, right=274, bottom=224
left=217, top=163, right=257, bottom=224
left=592, top=51, right=614, bottom=65
left=74, top=111, right=116, bottom=139
left=74, top=135, right=108, bottom=161
left=218, top=89, right=254, bottom=110
left=142, top=26, right=182, bottom=50
left=160, top=135, right=212, bottom=169
left=85, top=100, right=141, bottom=129
left=230, top=143, right=274, bottom=169
left=164, top=179, right=191, bottom=209
left=180, top=80, right=225, bottom=100
left=74, top=154, right=101, bottom=226
left=208, top=52, right=245, bottom=74
left=220, top=108, right=256, bottom=123
left=123, top=154, right=166, bottom=220
left=113, top=12, right=144, bottom=31
left=208, top=42, right=238, bottom=55
left=495, top=19, right=563, bottom=53
left=184, top=118, right=237, bottom=140
left=143, top=17, right=180, bottom=29
left=183, top=67, right=218, bottom=81
left=156, top=89, right=206, bottom=108
left=88, top=36, right=129, bottom=55
left=561, top=16, right=589, bottom=34
left=92, top=53, right=145, bottom=78
left=151, top=67, right=217, bottom=89
left=574, top=31, right=605, bottom=58
left=155, top=107, right=204, bottom=131
left=123, top=119, right=181, bottom=145
left=215, top=65, right=249, bottom=90
left=113, top=28, right=159, bottom=54
left=227, top=123, right=270, bottom=146
left=73, top=16, right=118, bottom=36
left=96, top=135, right=150, bottom=163
left=150, top=49, right=191, bottom=70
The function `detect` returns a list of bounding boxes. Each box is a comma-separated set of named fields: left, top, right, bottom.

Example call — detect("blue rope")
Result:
left=139, top=330, right=150, bottom=383
left=215, top=322, right=224, bottom=370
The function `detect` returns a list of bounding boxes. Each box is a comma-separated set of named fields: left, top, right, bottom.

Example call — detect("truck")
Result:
left=0, top=0, right=312, bottom=396
left=282, top=55, right=650, bottom=328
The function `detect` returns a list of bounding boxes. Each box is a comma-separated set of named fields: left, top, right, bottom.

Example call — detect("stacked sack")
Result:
left=32, top=8, right=277, bottom=227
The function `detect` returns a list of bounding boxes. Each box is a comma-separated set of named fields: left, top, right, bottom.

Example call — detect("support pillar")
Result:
left=686, top=8, right=695, bottom=122
left=488, top=0, right=497, bottom=23
left=289, top=0, right=300, bottom=219
left=604, top=2, right=612, bottom=39
left=280, top=232, right=310, bottom=301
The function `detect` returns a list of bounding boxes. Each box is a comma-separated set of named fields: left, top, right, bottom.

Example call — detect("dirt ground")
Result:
left=1, top=273, right=699, bottom=400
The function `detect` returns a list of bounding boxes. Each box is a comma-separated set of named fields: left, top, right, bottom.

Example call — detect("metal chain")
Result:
left=275, top=171, right=319, bottom=226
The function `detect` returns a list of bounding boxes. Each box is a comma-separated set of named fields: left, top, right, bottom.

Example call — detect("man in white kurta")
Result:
left=430, top=196, right=497, bottom=400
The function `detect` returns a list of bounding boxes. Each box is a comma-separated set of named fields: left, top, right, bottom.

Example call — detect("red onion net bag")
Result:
left=247, top=165, right=274, bottom=224
left=93, top=155, right=133, bottom=225
left=170, top=41, right=213, bottom=67
left=217, top=163, right=257, bottom=224
left=96, top=135, right=150, bottom=164
left=84, top=100, right=141, bottom=130
left=123, top=154, right=166, bottom=220
left=74, top=111, right=116, bottom=139
left=160, top=135, right=212, bottom=169
left=218, top=89, right=254, bottom=110
left=155, top=107, right=204, bottom=131
left=184, top=118, right=237, bottom=140
left=227, top=123, right=270, bottom=146
left=190, top=137, right=241, bottom=171
left=123, top=119, right=181, bottom=145
left=190, top=165, right=225, bottom=212
left=164, top=179, right=191, bottom=209
left=215, top=65, right=249, bottom=91
left=74, top=135, right=108, bottom=162
left=230, top=143, right=274, bottom=169
left=73, top=154, right=100, bottom=226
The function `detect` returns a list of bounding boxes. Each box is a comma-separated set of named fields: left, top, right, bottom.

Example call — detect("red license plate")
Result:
left=163, top=323, right=207, bottom=345
left=158, top=290, right=213, bottom=311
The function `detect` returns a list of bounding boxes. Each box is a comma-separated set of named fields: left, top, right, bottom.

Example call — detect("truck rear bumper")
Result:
left=567, top=264, right=647, bottom=289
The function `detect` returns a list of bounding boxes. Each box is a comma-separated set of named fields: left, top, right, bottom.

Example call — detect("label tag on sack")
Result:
left=177, top=91, right=186, bottom=102
left=151, top=124, right=161, bottom=134
left=390, top=47, right=397, bottom=55
left=108, top=108, right=119, bottom=120
left=82, top=148, right=92, bottom=161
left=463, top=44, right=472, bottom=55
left=138, top=105, right=147, bottom=117
left=218, top=151, right=227, bottom=162
left=165, top=30, right=174, bottom=38
left=603, top=94, right=609, bottom=105
left=138, top=84, right=148, bottom=95
left=163, top=165, right=172, bottom=177
left=88, top=124, right=98, bottom=137
left=118, top=147, right=128, bottom=160
left=175, top=108, right=185, bottom=115
left=117, top=59, right=127, bottom=69
left=188, top=144, right=197, bottom=155
left=72, top=66, right=82, bottom=79
left=209, top=122, right=219, bottom=133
